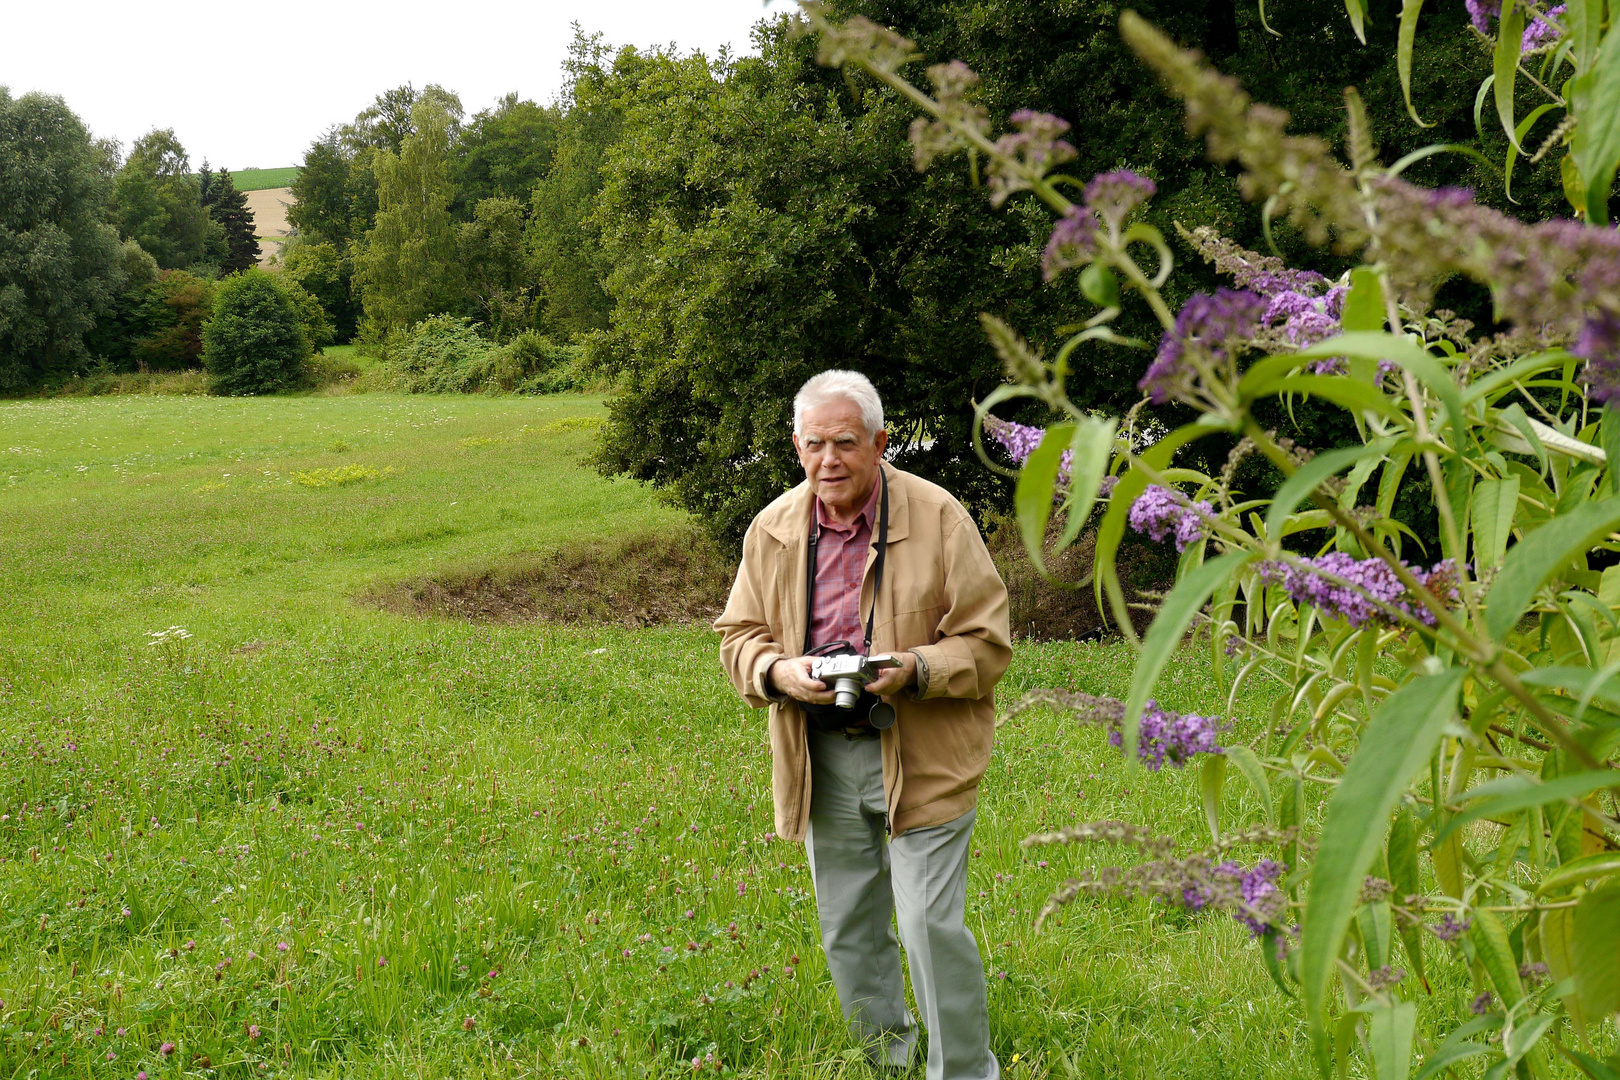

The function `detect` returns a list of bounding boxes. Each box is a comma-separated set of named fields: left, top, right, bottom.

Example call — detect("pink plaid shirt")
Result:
left=807, top=479, right=881, bottom=651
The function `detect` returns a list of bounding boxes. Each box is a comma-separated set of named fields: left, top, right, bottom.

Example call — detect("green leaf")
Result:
left=1015, top=423, right=1074, bottom=578
left=1568, top=21, right=1620, bottom=224
left=1341, top=268, right=1387, bottom=333
left=1200, top=752, right=1227, bottom=844
left=1266, top=440, right=1396, bottom=542
left=1503, top=1014, right=1552, bottom=1066
left=1494, top=0, right=1527, bottom=150
left=1435, top=771, right=1620, bottom=846
left=1387, top=142, right=1498, bottom=177
left=1538, top=852, right=1620, bottom=896
left=1505, top=103, right=1559, bottom=202
left=1604, top=404, right=1620, bottom=494
left=1080, top=261, right=1120, bottom=307
left=1268, top=375, right=1403, bottom=420
left=1121, top=550, right=1252, bottom=765
left=1470, top=909, right=1525, bottom=1007
left=1542, top=905, right=1589, bottom=1038
left=1302, top=669, right=1465, bottom=1062
left=1573, top=883, right=1620, bottom=1018
left=1397, top=0, right=1432, bottom=127
left=1260, top=927, right=1296, bottom=997
left=1483, top=495, right=1620, bottom=639
left=1224, top=744, right=1273, bottom=823
left=1292, top=332, right=1466, bottom=444
left=1462, top=350, right=1571, bottom=405
left=1368, top=1000, right=1417, bottom=1080
left=1569, top=0, right=1604, bottom=71
left=1360, top=901, right=1393, bottom=969
left=1414, top=1042, right=1497, bottom=1080
left=1093, top=421, right=1212, bottom=642
left=1056, top=417, right=1118, bottom=557
left=1343, top=0, right=1367, bottom=42
left=1559, top=1044, right=1620, bottom=1080
left=1470, top=476, right=1520, bottom=569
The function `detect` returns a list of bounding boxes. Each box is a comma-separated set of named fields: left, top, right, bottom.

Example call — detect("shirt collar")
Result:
left=815, top=474, right=881, bottom=534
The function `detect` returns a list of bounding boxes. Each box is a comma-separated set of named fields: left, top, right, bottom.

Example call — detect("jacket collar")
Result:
left=760, top=462, right=911, bottom=548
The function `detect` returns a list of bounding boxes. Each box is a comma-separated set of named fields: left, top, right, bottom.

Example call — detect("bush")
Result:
left=383, top=320, right=590, bottom=394
left=132, top=270, right=215, bottom=371
left=201, top=270, right=309, bottom=395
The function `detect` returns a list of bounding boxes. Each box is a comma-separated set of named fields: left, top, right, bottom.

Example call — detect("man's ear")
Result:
left=874, top=429, right=888, bottom=455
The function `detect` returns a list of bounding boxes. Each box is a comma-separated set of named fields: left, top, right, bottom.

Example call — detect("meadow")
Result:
left=229, top=169, right=300, bottom=193
left=0, top=394, right=1484, bottom=1078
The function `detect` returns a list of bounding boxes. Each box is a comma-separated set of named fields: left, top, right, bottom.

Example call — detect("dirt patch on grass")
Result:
left=245, top=187, right=293, bottom=266
left=366, top=529, right=735, bottom=627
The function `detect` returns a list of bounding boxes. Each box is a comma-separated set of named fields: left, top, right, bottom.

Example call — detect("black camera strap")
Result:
left=803, top=467, right=889, bottom=654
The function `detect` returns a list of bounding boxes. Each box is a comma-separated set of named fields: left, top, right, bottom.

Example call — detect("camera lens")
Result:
left=834, top=679, right=861, bottom=710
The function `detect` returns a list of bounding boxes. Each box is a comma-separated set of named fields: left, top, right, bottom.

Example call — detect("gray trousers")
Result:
left=806, top=730, right=999, bottom=1080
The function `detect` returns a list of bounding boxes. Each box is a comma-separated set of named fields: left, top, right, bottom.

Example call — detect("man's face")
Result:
left=794, top=398, right=888, bottom=518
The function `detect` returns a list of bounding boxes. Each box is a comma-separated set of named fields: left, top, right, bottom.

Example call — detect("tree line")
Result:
left=2, top=1, right=1558, bottom=538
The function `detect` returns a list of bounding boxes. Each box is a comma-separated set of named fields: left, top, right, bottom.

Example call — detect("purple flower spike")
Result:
left=988, top=110, right=1078, bottom=207
left=1575, top=311, right=1620, bottom=406
left=1042, top=206, right=1101, bottom=280
left=1084, top=169, right=1156, bottom=225
left=1129, top=485, right=1215, bottom=551
left=1259, top=554, right=1458, bottom=629
left=1140, top=288, right=1266, bottom=404
left=1106, top=699, right=1227, bottom=770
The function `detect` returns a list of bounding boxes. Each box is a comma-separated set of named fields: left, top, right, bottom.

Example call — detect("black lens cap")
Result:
left=867, top=701, right=896, bottom=730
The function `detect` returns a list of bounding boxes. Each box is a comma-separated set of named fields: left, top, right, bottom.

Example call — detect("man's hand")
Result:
left=768, top=656, right=837, bottom=705
left=865, top=651, right=917, bottom=697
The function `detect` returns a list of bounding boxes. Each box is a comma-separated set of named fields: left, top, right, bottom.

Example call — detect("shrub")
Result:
left=383, top=320, right=590, bottom=394
left=133, top=270, right=215, bottom=371
left=202, top=270, right=309, bottom=395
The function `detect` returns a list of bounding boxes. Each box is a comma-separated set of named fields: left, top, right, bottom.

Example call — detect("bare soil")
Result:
left=365, top=529, right=736, bottom=627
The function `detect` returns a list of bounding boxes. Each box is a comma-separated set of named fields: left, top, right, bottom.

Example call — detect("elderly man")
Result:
left=716, top=370, right=1011, bottom=1079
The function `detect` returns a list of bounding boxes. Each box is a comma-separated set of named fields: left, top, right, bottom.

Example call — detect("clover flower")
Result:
left=1140, top=288, right=1267, bottom=404
left=1260, top=554, right=1458, bottom=629
left=1575, top=311, right=1620, bottom=407
left=1128, top=484, right=1215, bottom=551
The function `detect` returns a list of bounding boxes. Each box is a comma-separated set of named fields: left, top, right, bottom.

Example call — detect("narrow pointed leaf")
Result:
left=1483, top=496, right=1620, bottom=639
left=1266, top=440, right=1395, bottom=541
left=1573, top=883, right=1620, bottom=1018
left=1122, top=550, right=1252, bottom=765
left=1568, top=21, right=1620, bottom=224
left=1470, top=909, right=1525, bottom=1007
left=1302, top=668, right=1464, bottom=1053
left=1057, top=417, right=1117, bottom=555
left=1434, top=771, right=1620, bottom=845
left=1494, top=0, right=1526, bottom=150
left=1368, top=1000, right=1417, bottom=1080
left=1200, top=753, right=1227, bottom=844
left=1015, top=423, right=1073, bottom=578
left=1397, top=0, right=1432, bottom=127
left=1224, top=744, right=1273, bottom=823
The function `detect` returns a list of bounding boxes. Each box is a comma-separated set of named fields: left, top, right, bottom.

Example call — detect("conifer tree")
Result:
left=201, top=166, right=261, bottom=274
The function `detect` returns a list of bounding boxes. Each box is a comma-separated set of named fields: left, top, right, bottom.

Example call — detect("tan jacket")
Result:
left=715, top=463, right=1012, bottom=840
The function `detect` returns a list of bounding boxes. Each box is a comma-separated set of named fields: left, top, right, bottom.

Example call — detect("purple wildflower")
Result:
left=1042, top=206, right=1100, bottom=280
left=1470, top=991, right=1494, bottom=1015
left=1259, top=554, right=1458, bottom=629
left=1140, top=288, right=1266, bottom=404
left=1575, top=311, right=1620, bottom=406
left=983, top=414, right=1091, bottom=494
left=1084, top=169, right=1156, bottom=226
left=988, top=110, right=1078, bottom=207
left=1435, top=913, right=1471, bottom=941
left=1107, top=699, right=1226, bottom=770
left=1466, top=0, right=1565, bottom=49
left=1128, top=484, right=1215, bottom=551
left=1179, top=858, right=1286, bottom=933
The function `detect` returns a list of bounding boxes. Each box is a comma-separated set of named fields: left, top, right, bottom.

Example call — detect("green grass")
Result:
left=231, top=167, right=300, bottom=191
left=0, top=395, right=1513, bottom=1077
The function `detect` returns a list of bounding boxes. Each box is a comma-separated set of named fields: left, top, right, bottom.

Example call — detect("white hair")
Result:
left=793, top=370, right=885, bottom=439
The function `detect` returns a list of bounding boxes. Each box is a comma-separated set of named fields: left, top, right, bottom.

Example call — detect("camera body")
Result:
left=811, top=652, right=901, bottom=711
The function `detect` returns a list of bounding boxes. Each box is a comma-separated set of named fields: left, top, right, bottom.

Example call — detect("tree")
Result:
left=590, top=4, right=1520, bottom=545
left=525, top=32, right=632, bottom=336
left=202, top=269, right=307, bottom=394
left=277, top=240, right=358, bottom=342
left=287, top=132, right=363, bottom=247
left=202, top=167, right=261, bottom=274
left=458, top=196, right=534, bottom=339
left=354, top=96, right=463, bottom=334
left=452, top=94, right=561, bottom=213
left=114, top=129, right=222, bottom=271
left=0, top=87, right=126, bottom=388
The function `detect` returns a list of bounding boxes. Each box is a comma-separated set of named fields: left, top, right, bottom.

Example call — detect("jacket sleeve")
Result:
left=908, top=511, right=1012, bottom=701
left=714, top=521, right=787, bottom=709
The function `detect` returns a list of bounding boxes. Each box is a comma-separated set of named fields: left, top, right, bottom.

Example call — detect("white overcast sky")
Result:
left=4, top=0, right=798, bottom=172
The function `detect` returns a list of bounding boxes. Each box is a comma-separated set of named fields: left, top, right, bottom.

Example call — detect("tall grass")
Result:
left=0, top=395, right=1493, bottom=1077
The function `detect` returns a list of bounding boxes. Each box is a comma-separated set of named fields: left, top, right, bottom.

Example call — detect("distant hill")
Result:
left=228, top=167, right=299, bottom=192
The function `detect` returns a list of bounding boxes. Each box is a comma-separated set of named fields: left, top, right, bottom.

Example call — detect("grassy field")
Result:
left=0, top=394, right=1496, bottom=1078
left=230, top=168, right=300, bottom=192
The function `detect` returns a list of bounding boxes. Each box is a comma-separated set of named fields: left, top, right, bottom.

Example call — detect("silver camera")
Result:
left=811, top=652, right=902, bottom=710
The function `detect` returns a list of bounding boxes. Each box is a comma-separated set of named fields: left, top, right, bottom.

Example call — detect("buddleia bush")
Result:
left=804, top=3, right=1620, bottom=1076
